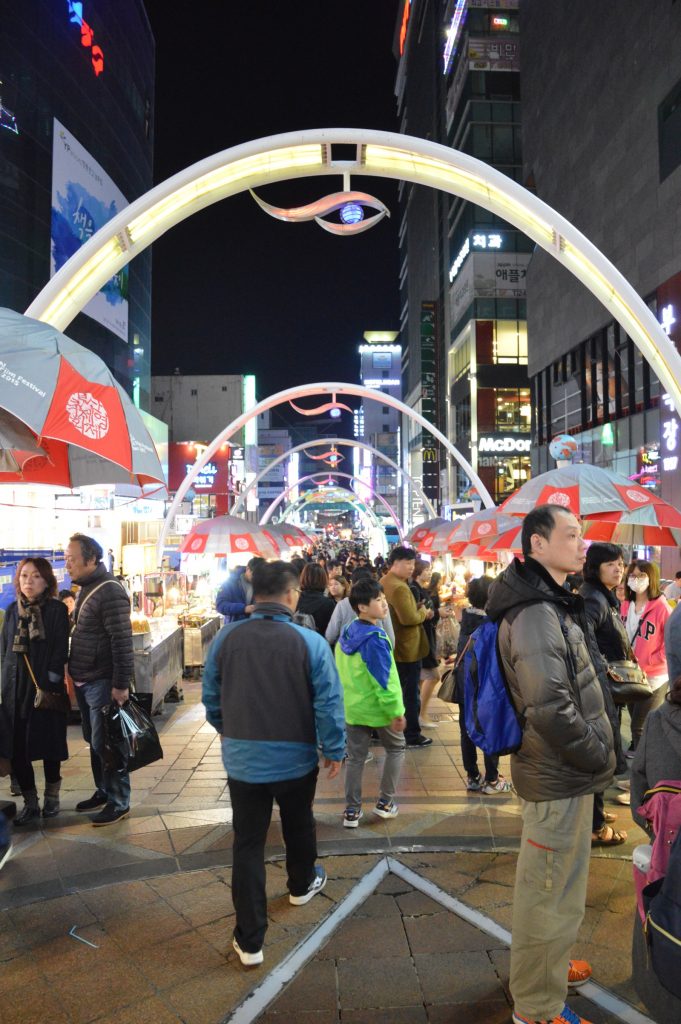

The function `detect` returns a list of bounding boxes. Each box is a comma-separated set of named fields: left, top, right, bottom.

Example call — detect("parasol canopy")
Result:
left=446, top=508, right=520, bottom=556
left=404, top=518, right=460, bottom=554
left=500, top=463, right=666, bottom=518
left=0, top=307, right=165, bottom=489
left=179, top=516, right=281, bottom=559
left=582, top=503, right=681, bottom=548
left=267, top=522, right=314, bottom=548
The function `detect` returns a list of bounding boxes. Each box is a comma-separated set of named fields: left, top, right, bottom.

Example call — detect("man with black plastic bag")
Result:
left=66, top=534, right=134, bottom=826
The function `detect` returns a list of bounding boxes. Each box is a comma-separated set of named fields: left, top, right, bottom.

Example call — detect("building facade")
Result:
left=0, top=0, right=154, bottom=406
left=356, top=331, right=402, bottom=526
left=395, top=0, right=532, bottom=514
left=521, top=0, right=681, bottom=574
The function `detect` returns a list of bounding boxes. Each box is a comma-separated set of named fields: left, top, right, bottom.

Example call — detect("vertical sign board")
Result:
left=420, top=302, right=440, bottom=505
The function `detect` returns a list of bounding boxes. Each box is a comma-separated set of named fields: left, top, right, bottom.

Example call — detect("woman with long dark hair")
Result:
left=297, top=563, right=336, bottom=635
left=0, top=558, right=70, bottom=824
left=580, top=543, right=628, bottom=845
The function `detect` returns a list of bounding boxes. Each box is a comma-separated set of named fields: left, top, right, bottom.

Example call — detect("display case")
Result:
left=143, top=571, right=187, bottom=618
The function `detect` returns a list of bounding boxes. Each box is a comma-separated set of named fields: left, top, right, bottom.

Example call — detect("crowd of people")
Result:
left=2, top=517, right=680, bottom=1023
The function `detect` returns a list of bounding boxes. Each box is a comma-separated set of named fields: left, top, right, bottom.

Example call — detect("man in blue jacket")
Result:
left=203, top=560, right=346, bottom=967
left=215, top=557, right=264, bottom=621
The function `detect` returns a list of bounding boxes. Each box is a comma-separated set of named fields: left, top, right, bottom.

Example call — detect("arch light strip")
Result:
left=25, top=129, right=681, bottom=416
left=231, top=437, right=436, bottom=520
left=260, top=471, right=404, bottom=540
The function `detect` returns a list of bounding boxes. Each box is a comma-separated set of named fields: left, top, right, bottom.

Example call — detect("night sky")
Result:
left=144, top=2, right=401, bottom=405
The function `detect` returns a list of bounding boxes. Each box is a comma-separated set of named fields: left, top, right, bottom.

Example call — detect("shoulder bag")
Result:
left=607, top=612, right=653, bottom=704
left=24, top=654, right=71, bottom=714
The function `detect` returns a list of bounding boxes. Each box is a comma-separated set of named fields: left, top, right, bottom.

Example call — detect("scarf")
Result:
left=12, top=593, right=47, bottom=654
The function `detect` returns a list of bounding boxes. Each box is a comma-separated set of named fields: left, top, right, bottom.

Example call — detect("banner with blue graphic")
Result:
left=50, top=118, right=129, bottom=342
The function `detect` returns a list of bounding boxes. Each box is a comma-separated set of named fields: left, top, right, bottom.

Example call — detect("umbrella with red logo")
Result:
left=445, top=508, right=520, bottom=556
left=0, top=308, right=164, bottom=488
left=179, top=516, right=281, bottom=558
left=500, top=464, right=666, bottom=518
left=267, top=522, right=314, bottom=549
left=581, top=502, right=681, bottom=547
left=404, top=518, right=460, bottom=554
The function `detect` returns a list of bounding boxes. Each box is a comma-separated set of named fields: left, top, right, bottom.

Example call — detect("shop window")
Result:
left=494, top=320, right=527, bottom=364
left=190, top=388, right=197, bottom=396
left=154, top=395, right=163, bottom=403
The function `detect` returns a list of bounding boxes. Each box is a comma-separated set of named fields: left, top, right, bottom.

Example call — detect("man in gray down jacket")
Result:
left=486, top=504, right=615, bottom=1024
left=66, top=534, right=133, bottom=826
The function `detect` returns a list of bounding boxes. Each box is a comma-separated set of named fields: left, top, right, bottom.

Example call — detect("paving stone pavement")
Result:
left=0, top=682, right=655, bottom=1023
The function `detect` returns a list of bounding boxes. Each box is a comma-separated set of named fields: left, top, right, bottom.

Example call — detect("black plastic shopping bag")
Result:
left=102, top=694, right=163, bottom=773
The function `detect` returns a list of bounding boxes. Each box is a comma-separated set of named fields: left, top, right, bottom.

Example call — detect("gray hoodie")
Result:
left=630, top=699, right=681, bottom=829
left=325, top=597, right=395, bottom=647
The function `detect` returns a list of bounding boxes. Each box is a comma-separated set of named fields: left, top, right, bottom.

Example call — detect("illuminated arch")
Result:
left=230, top=437, right=436, bottom=519
left=155, top=381, right=489, bottom=563
left=27, top=128, right=681, bottom=416
left=261, top=471, right=404, bottom=540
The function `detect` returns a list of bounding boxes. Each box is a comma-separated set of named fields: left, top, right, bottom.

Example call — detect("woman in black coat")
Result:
left=297, top=563, right=336, bottom=636
left=580, top=542, right=629, bottom=846
left=0, top=558, right=70, bottom=824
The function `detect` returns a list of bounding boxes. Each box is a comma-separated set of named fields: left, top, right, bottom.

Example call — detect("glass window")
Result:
left=494, top=320, right=528, bottom=364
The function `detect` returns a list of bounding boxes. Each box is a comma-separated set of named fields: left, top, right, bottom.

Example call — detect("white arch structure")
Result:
left=262, top=472, right=404, bottom=540
left=22, top=127, right=681, bottom=564
left=230, top=437, right=437, bottom=519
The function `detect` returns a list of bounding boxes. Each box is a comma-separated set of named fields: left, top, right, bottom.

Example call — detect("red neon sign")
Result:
left=67, top=2, right=105, bottom=76
left=399, top=1, right=411, bottom=56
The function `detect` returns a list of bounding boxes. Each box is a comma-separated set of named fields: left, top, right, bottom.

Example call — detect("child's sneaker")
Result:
left=374, top=799, right=399, bottom=820
left=512, top=1004, right=593, bottom=1024
left=481, top=775, right=513, bottom=794
left=567, top=958, right=592, bottom=987
left=343, top=806, right=363, bottom=828
left=466, top=773, right=483, bottom=791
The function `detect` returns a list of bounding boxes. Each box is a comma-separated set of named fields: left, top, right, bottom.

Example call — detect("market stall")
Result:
left=131, top=615, right=184, bottom=711
left=179, top=611, right=223, bottom=675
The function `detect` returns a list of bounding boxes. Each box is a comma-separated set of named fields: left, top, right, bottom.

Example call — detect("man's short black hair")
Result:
left=466, top=576, right=492, bottom=610
left=350, top=566, right=373, bottom=585
left=676, top=571, right=681, bottom=580
left=387, top=545, right=417, bottom=565
left=289, top=556, right=306, bottom=576
left=251, top=560, right=300, bottom=600
left=521, top=504, right=573, bottom=558
left=349, top=577, right=383, bottom=613
left=69, top=533, right=103, bottom=565
left=58, top=589, right=74, bottom=601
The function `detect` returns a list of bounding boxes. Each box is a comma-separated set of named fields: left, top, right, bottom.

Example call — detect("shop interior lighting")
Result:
left=443, top=0, right=468, bottom=74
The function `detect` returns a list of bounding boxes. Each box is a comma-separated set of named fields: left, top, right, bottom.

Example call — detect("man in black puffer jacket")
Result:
left=486, top=504, right=615, bottom=1024
left=66, top=534, right=133, bottom=826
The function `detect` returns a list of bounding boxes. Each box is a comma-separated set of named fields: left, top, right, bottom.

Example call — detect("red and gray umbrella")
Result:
left=180, top=516, right=281, bottom=558
left=404, top=517, right=460, bottom=554
left=267, top=522, right=314, bottom=549
left=582, top=503, right=681, bottom=547
left=0, top=308, right=165, bottom=488
left=500, top=464, right=665, bottom=517
left=446, top=508, right=520, bottom=555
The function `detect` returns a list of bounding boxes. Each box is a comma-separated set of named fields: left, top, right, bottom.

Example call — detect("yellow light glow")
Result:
left=39, top=236, right=124, bottom=326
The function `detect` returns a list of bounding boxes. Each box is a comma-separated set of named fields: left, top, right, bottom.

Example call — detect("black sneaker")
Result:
left=76, top=792, right=108, bottom=812
left=91, top=804, right=130, bottom=827
left=406, top=735, right=433, bottom=748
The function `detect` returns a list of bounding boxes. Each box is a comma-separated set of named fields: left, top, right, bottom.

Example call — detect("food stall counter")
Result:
left=132, top=615, right=184, bottom=711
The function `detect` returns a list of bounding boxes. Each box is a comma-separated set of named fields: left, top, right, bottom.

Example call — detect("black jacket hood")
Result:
left=486, top=556, right=577, bottom=622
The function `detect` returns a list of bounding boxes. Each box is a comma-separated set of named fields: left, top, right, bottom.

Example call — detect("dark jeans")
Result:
left=227, top=767, right=319, bottom=953
left=457, top=702, right=499, bottom=782
left=397, top=660, right=422, bottom=742
left=628, top=685, right=667, bottom=751
left=12, top=717, right=61, bottom=792
left=592, top=792, right=605, bottom=831
left=75, top=679, right=131, bottom=812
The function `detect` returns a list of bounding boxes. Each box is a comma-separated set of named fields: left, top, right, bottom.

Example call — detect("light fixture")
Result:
left=340, top=202, right=364, bottom=225
left=250, top=179, right=389, bottom=236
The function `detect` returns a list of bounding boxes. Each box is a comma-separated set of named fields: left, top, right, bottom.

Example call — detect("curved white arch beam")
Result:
left=26, top=128, right=681, bottom=415
left=154, top=381, right=490, bottom=564
left=261, top=472, right=404, bottom=540
left=230, top=437, right=436, bottom=519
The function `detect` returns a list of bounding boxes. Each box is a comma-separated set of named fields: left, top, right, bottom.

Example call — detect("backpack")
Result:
left=643, top=825, right=681, bottom=999
left=463, top=618, right=523, bottom=756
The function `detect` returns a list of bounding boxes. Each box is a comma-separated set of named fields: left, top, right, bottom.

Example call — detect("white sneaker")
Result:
left=615, top=779, right=631, bottom=791
left=419, top=717, right=439, bottom=729
left=615, top=791, right=631, bottom=806
left=232, top=937, right=263, bottom=966
left=481, top=776, right=513, bottom=795
left=374, top=799, right=399, bottom=819
left=289, top=866, right=327, bottom=905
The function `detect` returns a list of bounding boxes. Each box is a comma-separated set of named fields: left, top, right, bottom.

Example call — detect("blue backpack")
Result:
left=463, top=618, right=523, bottom=756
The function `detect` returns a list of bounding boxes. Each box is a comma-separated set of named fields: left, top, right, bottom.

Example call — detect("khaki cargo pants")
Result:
left=510, top=794, right=593, bottom=1020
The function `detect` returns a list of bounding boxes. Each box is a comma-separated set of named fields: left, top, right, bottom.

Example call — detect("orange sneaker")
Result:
left=567, top=959, right=592, bottom=987
left=512, top=1005, right=593, bottom=1024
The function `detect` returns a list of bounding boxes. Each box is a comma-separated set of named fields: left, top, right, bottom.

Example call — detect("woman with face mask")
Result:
left=620, top=559, right=672, bottom=756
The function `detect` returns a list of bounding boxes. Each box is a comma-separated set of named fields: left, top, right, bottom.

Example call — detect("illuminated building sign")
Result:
left=449, top=232, right=506, bottom=281
left=661, top=392, right=680, bottom=473
left=358, top=344, right=401, bottom=353
left=67, top=2, right=105, bottom=77
left=363, top=379, right=401, bottom=389
left=443, top=0, right=467, bottom=74
left=492, top=15, right=510, bottom=27
left=660, top=304, right=676, bottom=335
left=399, top=0, right=412, bottom=57
left=473, top=232, right=503, bottom=249
left=478, top=435, right=531, bottom=454
left=449, top=238, right=470, bottom=282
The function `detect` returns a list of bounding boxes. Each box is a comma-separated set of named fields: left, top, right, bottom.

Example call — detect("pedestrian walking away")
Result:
left=215, top=557, right=264, bottom=621
left=486, top=505, right=615, bottom=1024
left=382, top=546, right=433, bottom=748
left=335, top=576, right=406, bottom=828
left=0, top=559, right=70, bottom=824
left=202, top=559, right=345, bottom=967
left=66, top=534, right=134, bottom=826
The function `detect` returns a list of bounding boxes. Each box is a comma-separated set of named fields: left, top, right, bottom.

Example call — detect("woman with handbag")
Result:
left=0, top=558, right=70, bottom=824
left=580, top=543, right=630, bottom=845
left=621, top=560, right=672, bottom=757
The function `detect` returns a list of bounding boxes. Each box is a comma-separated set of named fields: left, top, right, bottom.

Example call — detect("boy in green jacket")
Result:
left=335, top=577, right=406, bottom=827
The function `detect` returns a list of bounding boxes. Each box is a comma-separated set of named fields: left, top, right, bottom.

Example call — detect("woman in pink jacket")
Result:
left=620, top=559, right=672, bottom=755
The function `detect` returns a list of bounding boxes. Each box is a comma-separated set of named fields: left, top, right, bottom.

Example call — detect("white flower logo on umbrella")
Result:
left=477, top=523, right=493, bottom=536
left=626, top=488, right=650, bottom=505
left=234, top=537, right=250, bottom=551
left=66, top=392, right=110, bottom=440
left=548, top=492, right=571, bottom=507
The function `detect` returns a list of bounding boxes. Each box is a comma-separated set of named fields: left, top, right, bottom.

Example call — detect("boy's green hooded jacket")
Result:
left=335, top=619, right=405, bottom=727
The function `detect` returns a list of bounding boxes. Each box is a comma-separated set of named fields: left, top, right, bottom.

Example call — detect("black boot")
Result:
left=15, top=789, right=40, bottom=826
left=9, top=775, right=21, bottom=797
left=42, top=780, right=61, bottom=818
